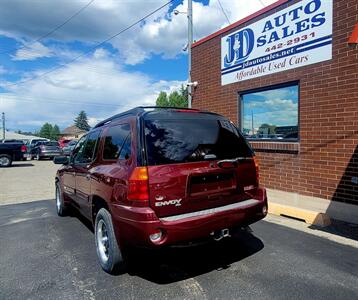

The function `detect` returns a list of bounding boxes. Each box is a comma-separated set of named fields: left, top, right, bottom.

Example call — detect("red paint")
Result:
left=192, top=0, right=290, bottom=48
left=348, top=22, right=358, bottom=44
left=56, top=108, right=267, bottom=251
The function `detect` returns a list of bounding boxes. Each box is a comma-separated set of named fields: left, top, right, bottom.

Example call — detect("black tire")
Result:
left=95, top=208, right=126, bottom=274
left=0, top=154, right=12, bottom=167
left=55, top=182, right=68, bottom=216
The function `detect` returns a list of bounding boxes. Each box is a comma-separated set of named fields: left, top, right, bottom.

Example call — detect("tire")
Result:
left=0, top=154, right=12, bottom=167
left=55, top=182, right=68, bottom=216
left=95, top=208, right=126, bottom=274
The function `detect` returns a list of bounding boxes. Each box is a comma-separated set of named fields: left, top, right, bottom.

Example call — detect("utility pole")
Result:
left=251, top=110, right=254, bottom=135
left=187, top=0, right=193, bottom=108
left=2, top=112, right=5, bottom=140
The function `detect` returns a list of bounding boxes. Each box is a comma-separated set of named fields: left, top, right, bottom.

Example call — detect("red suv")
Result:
left=54, top=107, right=267, bottom=274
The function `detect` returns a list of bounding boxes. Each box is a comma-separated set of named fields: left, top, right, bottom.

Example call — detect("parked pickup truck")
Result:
left=0, top=142, right=27, bottom=167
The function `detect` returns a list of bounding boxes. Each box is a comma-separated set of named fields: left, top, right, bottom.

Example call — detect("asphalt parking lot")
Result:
left=0, top=161, right=357, bottom=299
left=0, top=159, right=58, bottom=205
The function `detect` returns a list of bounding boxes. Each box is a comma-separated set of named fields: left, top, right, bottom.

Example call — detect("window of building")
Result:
left=240, top=83, right=299, bottom=141
left=103, top=124, right=131, bottom=160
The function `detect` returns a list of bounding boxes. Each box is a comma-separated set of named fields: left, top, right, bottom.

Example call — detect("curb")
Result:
left=268, top=202, right=331, bottom=227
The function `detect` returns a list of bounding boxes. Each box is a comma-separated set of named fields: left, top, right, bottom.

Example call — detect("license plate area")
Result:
left=189, top=172, right=236, bottom=196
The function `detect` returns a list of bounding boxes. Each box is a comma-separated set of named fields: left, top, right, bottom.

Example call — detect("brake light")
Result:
left=128, top=167, right=149, bottom=202
left=21, top=145, right=27, bottom=152
left=174, top=109, right=199, bottom=113
left=253, top=156, right=260, bottom=184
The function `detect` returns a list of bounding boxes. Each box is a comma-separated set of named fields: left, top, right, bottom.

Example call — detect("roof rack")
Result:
left=93, top=106, right=201, bottom=128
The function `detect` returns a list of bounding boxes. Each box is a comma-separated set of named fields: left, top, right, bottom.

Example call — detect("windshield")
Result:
left=144, top=118, right=253, bottom=166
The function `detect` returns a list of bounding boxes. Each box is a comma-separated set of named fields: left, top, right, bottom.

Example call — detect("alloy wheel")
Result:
left=0, top=156, right=10, bottom=166
left=97, top=219, right=110, bottom=263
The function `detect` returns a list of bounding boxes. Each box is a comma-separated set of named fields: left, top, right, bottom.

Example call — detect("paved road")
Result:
left=1, top=200, right=357, bottom=300
left=0, top=160, right=59, bottom=205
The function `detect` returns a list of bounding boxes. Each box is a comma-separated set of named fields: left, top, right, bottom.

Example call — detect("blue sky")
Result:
left=0, top=0, right=274, bottom=132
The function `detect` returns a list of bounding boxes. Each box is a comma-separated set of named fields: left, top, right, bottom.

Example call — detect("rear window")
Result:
left=44, top=142, right=59, bottom=146
left=144, top=118, right=253, bottom=166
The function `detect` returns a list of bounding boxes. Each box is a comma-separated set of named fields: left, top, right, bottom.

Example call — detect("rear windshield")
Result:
left=144, top=118, right=253, bottom=165
left=44, top=142, right=59, bottom=146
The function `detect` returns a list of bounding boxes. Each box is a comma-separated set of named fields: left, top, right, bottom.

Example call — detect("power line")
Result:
left=217, top=0, right=231, bottom=24
left=2, top=0, right=175, bottom=89
left=0, top=0, right=96, bottom=55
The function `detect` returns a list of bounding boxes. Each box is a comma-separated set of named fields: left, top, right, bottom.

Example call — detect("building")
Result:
left=60, top=125, right=87, bottom=140
left=191, top=0, right=358, bottom=222
left=1, top=131, right=41, bottom=143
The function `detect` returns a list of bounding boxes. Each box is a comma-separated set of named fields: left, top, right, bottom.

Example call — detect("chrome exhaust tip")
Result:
left=211, top=228, right=231, bottom=241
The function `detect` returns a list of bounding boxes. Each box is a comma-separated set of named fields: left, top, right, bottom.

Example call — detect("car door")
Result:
left=73, top=130, right=101, bottom=218
left=62, top=135, right=87, bottom=201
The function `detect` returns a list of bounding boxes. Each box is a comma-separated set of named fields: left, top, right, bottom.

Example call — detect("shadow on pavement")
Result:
left=126, top=230, right=264, bottom=284
left=69, top=205, right=264, bottom=284
left=10, top=163, right=34, bottom=167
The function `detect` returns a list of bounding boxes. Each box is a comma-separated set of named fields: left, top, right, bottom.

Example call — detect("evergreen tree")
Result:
left=39, top=123, right=53, bottom=139
left=52, top=124, right=61, bottom=140
left=74, top=111, right=90, bottom=131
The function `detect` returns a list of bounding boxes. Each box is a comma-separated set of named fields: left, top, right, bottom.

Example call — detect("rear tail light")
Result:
left=21, top=145, right=27, bottom=152
left=253, top=156, right=260, bottom=184
left=128, top=167, right=149, bottom=203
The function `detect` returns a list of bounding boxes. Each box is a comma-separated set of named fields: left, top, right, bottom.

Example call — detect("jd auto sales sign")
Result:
left=221, top=0, right=333, bottom=85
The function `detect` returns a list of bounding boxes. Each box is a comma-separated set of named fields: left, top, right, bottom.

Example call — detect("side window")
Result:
left=119, top=134, right=131, bottom=160
left=103, top=124, right=131, bottom=160
left=75, top=131, right=100, bottom=164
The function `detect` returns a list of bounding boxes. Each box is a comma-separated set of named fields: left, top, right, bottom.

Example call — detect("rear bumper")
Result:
left=39, top=151, right=62, bottom=157
left=110, top=188, right=268, bottom=247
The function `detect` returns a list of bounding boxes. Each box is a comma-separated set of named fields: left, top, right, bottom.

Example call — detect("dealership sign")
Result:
left=221, top=0, right=333, bottom=85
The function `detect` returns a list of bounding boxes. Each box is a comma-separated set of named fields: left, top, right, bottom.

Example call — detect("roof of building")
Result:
left=61, top=125, right=87, bottom=135
left=192, top=0, right=290, bottom=48
left=1, top=131, right=41, bottom=141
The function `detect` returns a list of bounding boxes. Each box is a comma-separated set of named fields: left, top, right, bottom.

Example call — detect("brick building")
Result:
left=191, top=0, right=358, bottom=221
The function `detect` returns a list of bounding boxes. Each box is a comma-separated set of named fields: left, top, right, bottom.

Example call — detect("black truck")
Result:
left=0, top=142, right=27, bottom=167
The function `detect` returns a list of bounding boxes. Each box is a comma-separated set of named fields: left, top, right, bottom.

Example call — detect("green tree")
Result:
left=52, top=124, right=61, bottom=140
left=74, top=111, right=90, bottom=131
left=155, top=85, right=188, bottom=108
left=156, top=91, right=169, bottom=106
left=39, top=123, right=53, bottom=139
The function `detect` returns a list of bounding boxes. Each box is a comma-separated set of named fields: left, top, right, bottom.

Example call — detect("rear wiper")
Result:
left=217, top=157, right=252, bottom=168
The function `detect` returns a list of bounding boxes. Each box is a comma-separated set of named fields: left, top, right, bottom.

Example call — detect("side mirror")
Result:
left=53, top=156, right=69, bottom=165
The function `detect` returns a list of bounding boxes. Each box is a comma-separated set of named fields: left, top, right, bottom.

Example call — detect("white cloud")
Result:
left=12, top=42, right=53, bottom=61
left=1, top=49, right=184, bottom=131
left=0, top=0, right=276, bottom=63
